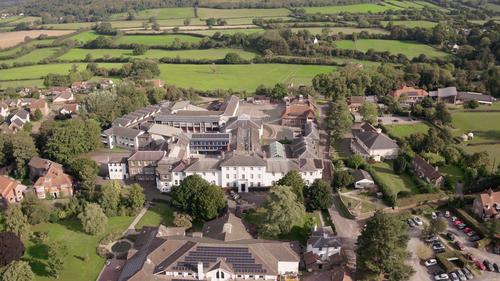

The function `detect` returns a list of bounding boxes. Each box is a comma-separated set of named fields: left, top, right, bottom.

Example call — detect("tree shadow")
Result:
left=55, top=219, right=84, bottom=234
left=26, top=243, right=49, bottom=260
left=23, top=257, right=50, bottom=277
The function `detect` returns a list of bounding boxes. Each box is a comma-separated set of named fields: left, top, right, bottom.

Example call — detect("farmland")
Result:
left=301, top=2, right=402, bottom=14
left=289, top=27, right=389, bottom=35
left=109, top=7, right=195, bottom=20
left=0, top=47, right=60, bottom=65
left=69, top=31, right=106, bottom=43
left=115, top=34, right=204, bottom=45
left=185, top=28, right=264, bottom=36
left=197, top=8, right=290, bottom=19
left=334, top=39, right=448, bottom=58
left=0, top=30, right=74, bottom=49
left=0, top=63, right=122, bottom=81
left=58, top=48, right=257, bottom=61
left=381, top=20, right=438, bottom=28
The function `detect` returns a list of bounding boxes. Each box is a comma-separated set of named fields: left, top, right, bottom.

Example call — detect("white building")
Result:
left=306, top=226, right=342, bottom=261
left=101, top=126, right=145, bottom=150
left=351, top=123, right=399, bottom=161
left=107, top=156, right=129, bottom=180
left=351, top=169, right=375, bottom=189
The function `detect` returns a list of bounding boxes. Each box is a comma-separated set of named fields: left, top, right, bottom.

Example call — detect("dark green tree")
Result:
left=304, top=179, right=333, bottom=211
left=260, top=186, right=305, bottom=237
left=46, top=242, right=68, bottom=279
left=99, top=181, right=122, bottom=216
left=270, top=83, right=288, bottom=101
left=277, top=170, right=305, bottom=203
left=78, top=203, right=107, bottom=235
left=332, top=170, right=354, bottom=189
left=125, top=183, right=145, bottom=214
left=68, top=157, right=99, bottom=196
left=4, top=205, right=30, bottom=239
left=325, top=98, right=352, bottom=145
left=132, top=44, right=148, bottom=56
left=21, top=193, right=51, bottom=225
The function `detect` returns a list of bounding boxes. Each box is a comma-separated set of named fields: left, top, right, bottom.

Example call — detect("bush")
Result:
left=96, top=246, right=113, bottom=259
left=452, top=208, right=487, bottom=237
left=436, top=251, right=466, bottom=273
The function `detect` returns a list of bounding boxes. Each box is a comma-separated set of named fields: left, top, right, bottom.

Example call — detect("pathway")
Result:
left=123, top=203, right=149, bottom=235
left=328, top=202, right=360, bottom=269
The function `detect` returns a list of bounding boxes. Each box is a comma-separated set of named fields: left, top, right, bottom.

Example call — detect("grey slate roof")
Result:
left=220, top=153, right=267, bottom=167
left=147, top=124, right=182, bottom=137
left=268, top=141, right=286, bottom=158
left=307, top=226, right=341, bottom=249
left=14, top=109, right=29, bottom=120
left=128, top=151, right=166, bottom=162
left=430, top=87, right=458, bottom=98
left=103, top=126, right=143, bottom=139
left=412, top=155, right=443, bottom=181
left=221, top=95, right=239, bottom=116
left=351, top=169, right=374, bottom=182
left=457, top=92, right=496, bottom=103
left=155, top=114, right=221, bottom=123
left=353, top=123, right=399, bottom=150
left=224, top=114, right=262, bottom=131
left=184, top=157, right=221, bottom=172
left=202, top=213, right=252, bottom=242
left=303, top=122, right=319, bottom=140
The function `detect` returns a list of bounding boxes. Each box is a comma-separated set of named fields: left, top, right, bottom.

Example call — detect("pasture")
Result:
left=0, top=47, right=60, bottom=65
left=156, top=63, right=335, bottom=91
left=381, top=20, right=438, bottom=28
left=58, top=48, right=257, bottom=61
left=0, top=79, right=44, bottom=89
left=0, top=63, right=122, bottom=81
left=69, top=31, right=106, bottom=43
left=301, top=2, right=401, bottom=14
left=385, top=122, right=431, bottom=139
left=115, top=34, right=203, bottom=45
left=334, top=39, right=448, bottom=58
left=0, top=30, right=74, bottom=49
left=197, top=8, right=290, bottom=19
left=109, top=7, right=195, bottom=20
left=185, top=28, right=264, bottom=36
left=451, top=110, right=500, bottom=144
left=290, top=27, right=389, bottom=35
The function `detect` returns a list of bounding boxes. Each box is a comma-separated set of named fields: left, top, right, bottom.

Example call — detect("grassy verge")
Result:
left=135, top=202, right=174, bottom=230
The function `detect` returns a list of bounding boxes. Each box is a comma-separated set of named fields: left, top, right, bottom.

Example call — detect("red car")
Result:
left=453, top=220, right=463, bottom=226
left=467, top=253, right=478, bottom=262
left=463, top=227, right=473, bottom=233
left=455, top=241, right=465, bottom=251
left=475, top=260, right=486, bottom=270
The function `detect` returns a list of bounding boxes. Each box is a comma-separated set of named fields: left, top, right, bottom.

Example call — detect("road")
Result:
left=328, top=202, right=361, bottom=269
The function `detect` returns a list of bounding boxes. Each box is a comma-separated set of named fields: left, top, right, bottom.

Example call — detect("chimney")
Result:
left=197, top=262, right=204, bottom=280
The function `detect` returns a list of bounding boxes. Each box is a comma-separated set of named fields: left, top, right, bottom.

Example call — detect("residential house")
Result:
left=18, top=87, right=39, bottom=97
left=473, top=189, right=499, bottom=220
left=117, top=214, right=300, bottom=281
left=351, top=123, right=399, bottom=161
left=247, top=95, right=271, bottom=104
left=102, top=126, right=146, bottom=150
left=46, top=87, right=71, bottom=98
left=281, top=96, right=317, bottom=127
left=0, top=102, right=9, bottom=118
left=52, top=91, right=76, bottom=104
left=28, top=156, right=73, bottom=199
left=457, top=92, right=496, bottom=105
left=391, top=85, right=429, bottom=104
left=0, top=175, right=27, bottom=205
left=348, top=96, right=366, bottom=113
left=411, top=155, right=444, bottom=187
left=8, top=109, right=30, bottom=131
left=304, top=226, right=342, bottom=271
left=429, top=87, right=457, bottom=104
left=128, top=151, right=166, bottom=181
left=351, top=169, right=375, bottom=189
left=71, top=81, right=93, bottom=93
left=59, top=103, right=79, bottom=116
left=29, top=99, right=49, bottom=116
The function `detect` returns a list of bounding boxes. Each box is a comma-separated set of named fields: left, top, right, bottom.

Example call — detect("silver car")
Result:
left=456, top=270, right=467, bottom=281
left=449, top=272, right=459, bottom=281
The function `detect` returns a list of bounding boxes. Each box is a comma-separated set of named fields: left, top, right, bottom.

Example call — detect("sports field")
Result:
left=110, top=7, right=195, bottom=20
left=59, top=48, right=257, bottom=61
left=334, top=39, right=448, bottom=58
left=0, top=47, right=60, bottom=64
left=197, top=8, right=290, bottom=19
left=115, top=34, right=203, bottom=45
left=156, top=63, right=335, bottom=91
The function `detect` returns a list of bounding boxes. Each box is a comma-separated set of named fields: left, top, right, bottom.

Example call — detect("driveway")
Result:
left=328, top=202, right=362, bottom=269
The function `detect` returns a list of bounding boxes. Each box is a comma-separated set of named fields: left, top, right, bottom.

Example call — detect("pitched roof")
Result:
left=391, top=86, right=428, bottom=100
left=147, top=124, right=182, bottom=137
left=28, top=156, right=53, bottom=170
left=202, top=213, right=252, bottom=242
left=220, top=153, right=266, bottom=167
left=183, top=157, right=220, bottom=172
left=33, top=162, right=73, bottom=189
left=457, top=92, right=496, bottom=103
left=0, top=175, right=22, bottom=198
left=29, top=99, right=47, bottom=110
left=412, top=155, right=442, bottom=181
left=478, top=189, right=500, bottom=217
left=351, top=169, right=373, bottom=182
left=103, top=126, right=143, bottom=139
left=303, top=122, right=319, bottom=140
left=349, top=96, right=366, bottom=105
left=224, top=114, right=262, bottom=132
left=220, top=95, right=239, bottom=116
left=430, top=87, right=457, bottom=98
left=307, top=226, right=341, bottom=249
left=353, top=123, right=399, bottom=150
left=14, top=109, right=29, bottom=120
left=128, top=151, right=166, bottom=162
left=268, top=141, right=286, bottom=158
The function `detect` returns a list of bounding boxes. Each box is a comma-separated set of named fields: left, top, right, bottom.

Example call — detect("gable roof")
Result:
left=353, top=123, right=399, bottom=150
left=202, top=213, right=252, bottom=242
left=0, top=175, right=23, bottom=199
left=13, top=109, right=29, bottom=120
left=391, top=86, right=428, bottom=99
left=351, top=169, right=373, bottom=182
left=29, top=99, right=47, bottom=110
left=220, top=153, right=266, bottom=167
left=103, top=126, right=143, bottom=139
left=477, top=189, right=500, bottom=217
left=128, top=151, right=166, bottom=162
left=430, top=87, right=457, bottom=98
left=412, top=155, right=442, bottom=181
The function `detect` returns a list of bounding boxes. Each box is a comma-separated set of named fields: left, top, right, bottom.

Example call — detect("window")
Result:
left=242, top=174, right=245, bottom=179
left=226, top=174, right=229, bottom=179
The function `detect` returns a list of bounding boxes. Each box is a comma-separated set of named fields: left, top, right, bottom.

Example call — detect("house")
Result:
left=0, top=175, right=27, bottom=205
left=351, top=123, right=399, bottom=161
left=351, top=169, right=375, bottom=189
left=59, top=103, right=79, bottom=116
left=8, top=109, right=30, bottom=131
left=305, top=226, right=342, bottom=271
left=117, top=214, right=300, bottom=281
left=18, top=87, right=39, bottom=97
left=348, top=96, right=366, bottom=113
left=247, top=95, right=271, bottom=104
left=28, top=156, right=73, bottom=199
left=472, top=189, right=500, bottom=220
left=101, top=126, right=146, bottom=150
left=0, top=102, right=9, bottom=118
left=429, top=87, right=457, bottom=104
left=52, top=91, right=76, bottom=104
left=411, top=155, right=444, bottom=187
left=391, top=85, right=429, bottom=104
left=281, top=96, right=317, bottom=127
left=29, top=99, right=49, bottom=116
left=108, top=156, right=129, bottom=180
left=71, top=81, right=93, bottom=93
left=457, top=92, right=496, bottom=105
left=46, top=87, right=72, bottom=98
left=128, top=151, right=166, bottom=181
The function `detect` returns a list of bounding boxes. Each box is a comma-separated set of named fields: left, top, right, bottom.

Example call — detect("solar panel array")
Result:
left=173, top=246, right=267, bottom=274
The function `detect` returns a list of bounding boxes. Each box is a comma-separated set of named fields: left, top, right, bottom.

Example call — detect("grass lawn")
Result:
left=301, top=2, right=401, bottom=14
left=385, top=122, right=431, bottom=139
left=58, top=48, right=257, bottom=61
left=372, top=161, right=419, bottom=194
left=334, top=39, right=448, bottom=58
left=185, top=28, right=264, bottom=36
left=0, top=63, right=123, bottom=80
left=381, top=20, right=438, bottom=28
left=440, top=165, right=465, bottom=183
left=116, top=34, right=203, bottom=45
left=290, top=27, right=389, bottom=35
left=24, top=216, right=134, bottom=281
left=0, top=79, right=44, bottom=89
left=110, top=7, right=195, bottom=20
left=462, top=144, right=500, bottom=172
left=69, top=31, right=107, bottom=43
left=197, top=8, right=290, bottom=19
left=0, top=47, right=60, bottom=65
left=157, top=63, right=335, bottom=91
left=451, top=111, right=500, bottom=144
left=340, top=194, right=376, bottom=213
left=135, top=202, right=174, bottom=229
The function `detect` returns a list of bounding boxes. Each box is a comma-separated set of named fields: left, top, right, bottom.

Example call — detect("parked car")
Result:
left=475, top=260, right=486, bottom=270
left=407, top=219, right=416, bottom=227
left=413, top=216, right=423, bottom=226
left=425, top=235, right=439, bottom=243
left=450, top=216, right=458, bottom=221
left=447, top=232, right=456, bottom=241
left=465, top=231, right=476, bottom=237
left=466, top=253, right=477, bottom=262
left=457, top=223, right=467, bottom=229
left=433, top=244, right=445, bottom=252
left=436, top=211, right=442, bottom=217
left=432, top=212, right=438, bottom=219
left=434, top=273, right=449, bottom=281
left=484, top=260, right=495, bottom=271
left=461, top=268, right=473, bottom=279
left=493, top=263, right=499, bottom=272
left=463, top=227, right=472, bottom=234
left=449, top=272, right=459, bottom=281
left=454, top=241, right=465, bottom=251
left=444, top=211, right=450, bottom=218
left=425, top=259, right=438, bottom=266
left=469, top=235, right=481, bottom=242
left=453, top=220, right=463, bottom=226
left=456, top=269, right=467, bottom=281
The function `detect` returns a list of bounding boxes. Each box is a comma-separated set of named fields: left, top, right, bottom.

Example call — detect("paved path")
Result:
left=328, top=202, right=360, bottom=269
left=123, top=204, right=149, bottom=234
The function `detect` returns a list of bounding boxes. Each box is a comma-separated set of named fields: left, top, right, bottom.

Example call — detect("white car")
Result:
left=432, top=212, right=438, bottom=219
left=413, top=216, right=423, bottom=226
left=450, top=272, right=459, bottom=281
left=425, top=259, right=437, bottom=266
left=445, top=211, right=450, bottom=218
left=456, top=270, right=467, bottom=281
left=434, top=273, right=449, bottom=281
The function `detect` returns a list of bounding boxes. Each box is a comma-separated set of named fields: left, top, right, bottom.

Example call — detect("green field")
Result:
left=116, top=34, right=203, bottom=45
left=0, top=47, right=60, bottom=65
left=24, top=217, right=133, bottom=281
left=110, top=7, right=195, bottom=20
left=385, top=122, right=431, bottom=139
left=372, top=161, right=419, bottom=194
left=69, top=31, right=107, bottom=43
left=59, top=48, right=257, bottom=60
left=0, top=79, right=44, bottom=89
left=301, top=2, right=401, bottom=14
left=0, top=39, right=55, bottom=56
left=0, top=63, right=122, bottom=80
left=381, top=20, right=438, bottom=28
left=451, top=110, right=500, bottom=143
left=156, top=63, right=335, bottom=91
left=290, top=26, right=389, bottom=35
left=197, top=8, right=290, bottom=19
left=185, top=28, right=264, bottom=36
left=334, top=39, right=448, bottom=58
left=440, top=165, right=464, bottom=183
left=134, top=202, right=174, bottom=230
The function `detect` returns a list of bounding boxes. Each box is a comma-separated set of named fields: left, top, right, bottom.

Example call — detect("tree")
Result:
left=348, top=154, right=366, bottom=169
left=269, top=83, right=287, bottom=101
left=260, top=186, right=305, bottom=237
left=0, top=232, right=25, bottom=267
left=277, top=170, right=305, bottom=203
left=428, top=218, right=447, bottom=234
left=5, top=132, right=38, bottom=178
left=31, top=109, right=43, bottom=121
left=46, top=242, right=68, bottom=279
left=359, top=102, right=378, bottom=124
left=132, top=44, right=148, bottom=56
left=171, top=175, right=226, bottom=221
left=464, top=100, right=479, bottom=109
left=99, top=181, right=122, bottom=216
left=94, top=22, right=116, bottom=35
left=434, top=102, right=451, bottom=125
left=357, top=210, right=414, bottom=281
left=304, top=179, right=333, bottom=211
left=4, top=205, right=30, bottom=239
left=416, top=245, right=433, bottom=261
left=173, top=213, right=193, bottom=228
left=78, top=203, right=107, bottom=235
left=67, top=157, right=99, bottom=196
left=0, top=260, right=34, bottom=281
left=125, top=184, right=145, bottom=213
left=21, top=193, right=51, bottom=225
left=223, top=52, right=245, bottom=64
left=393, top=156, right=408, bottom=174
left=332, top=170, right=354, bottom=188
